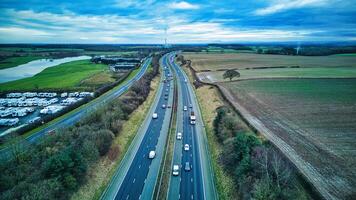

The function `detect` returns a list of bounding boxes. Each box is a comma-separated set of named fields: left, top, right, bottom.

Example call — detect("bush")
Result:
left=214, top=105, right=304, bottom=199
left=252, top=178, right=278, bottom=200
left=94, top=130, right=114, bottom=156
left=214, top=106, right=244, bottom=142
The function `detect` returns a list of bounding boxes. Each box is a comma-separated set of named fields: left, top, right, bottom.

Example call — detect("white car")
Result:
left=149, top=151, right=156, bottom=159
left=184, top=144, right=190, bottom=151
left=152, top=113, right=158, bottom=119
left=183, top=106, right=187, bottom=111
left=177, top=132, right=182, bottom=140
left=162, top=104, right=166, bottom=109
left=172, top=165, right=179, bottom=176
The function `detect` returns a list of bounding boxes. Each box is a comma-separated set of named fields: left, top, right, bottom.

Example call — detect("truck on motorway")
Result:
left=190, top=111, right=196, bottom=125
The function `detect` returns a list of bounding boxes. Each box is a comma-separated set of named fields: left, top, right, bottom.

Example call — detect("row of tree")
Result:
left=213, top=106, right=308, bottom=199
left=0, top=53, right=161, bottom=200
left=257, top=46, right=356, bottom=56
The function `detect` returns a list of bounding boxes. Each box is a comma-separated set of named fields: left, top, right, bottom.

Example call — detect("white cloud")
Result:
left=255, top=0, right=328, bottom=16
left=168, top=1, right=200, bottom=10
left=0, top=27, right=53, bottom=36
left=214, top=8, right=234, bottom=14
left=115, top=0, right=156, bottom=8
left=0, top=8, right=347, bottom=44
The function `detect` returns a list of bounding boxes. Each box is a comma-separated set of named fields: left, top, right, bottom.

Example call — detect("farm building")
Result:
left=91, top=56, right=142, bottom=72
left=110, top=63, right=138, bottom=72
left=91, top=56, right=142, bottom=64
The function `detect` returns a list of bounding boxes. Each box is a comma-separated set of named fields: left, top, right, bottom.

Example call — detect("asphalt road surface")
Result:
left=101, top=54, right=174, bottom=200
left=0, top=58, right=151, bottom=160
left=168, top=52, right=217, bottom=200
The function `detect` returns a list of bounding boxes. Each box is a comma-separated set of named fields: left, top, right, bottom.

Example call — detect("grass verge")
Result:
left=70, top=75, right=160, bottom=200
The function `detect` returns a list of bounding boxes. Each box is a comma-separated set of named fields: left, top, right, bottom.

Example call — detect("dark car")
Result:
left=185, top=162, right=191, bottom=171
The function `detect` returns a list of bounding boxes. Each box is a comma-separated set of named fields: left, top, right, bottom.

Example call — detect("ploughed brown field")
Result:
left=218, top=78, right=356, bottom=200
left=183, top=53, right=356, bottom=71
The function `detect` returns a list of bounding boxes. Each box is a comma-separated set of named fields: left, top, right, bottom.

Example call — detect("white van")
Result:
left=149, top=151, right=156, bottom=159
left=152, top=113, right=158, bottom=119
left=184, top=144, right=190, bottom=151
left=177, top=132, right=182, bottom=140
left=172, top=165, right=179, bottom=176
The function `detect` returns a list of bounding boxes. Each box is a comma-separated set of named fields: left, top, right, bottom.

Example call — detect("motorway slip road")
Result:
left=101, top=54, right=174, bottom=200
left=167, top=52, right=217, bottom=200
left=0, top=58, right=151, bottom=161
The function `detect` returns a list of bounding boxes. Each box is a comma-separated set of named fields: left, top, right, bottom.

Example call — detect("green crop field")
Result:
left=0, top=60, right=109, bottom=91
left=197, top=67, right=356, bottom=82
left=184, top=53, right=356, bottom=71
left=220, top=78, right=356, bottom=199
left=0, top=56, right=45, bottom=70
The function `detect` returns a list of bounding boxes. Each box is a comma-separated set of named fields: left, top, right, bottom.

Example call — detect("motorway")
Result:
left=101, top=54, right=174, bottom=200
left=0, top=58, right=151, bottom=160
left=167, top=52, right=217, bottom=200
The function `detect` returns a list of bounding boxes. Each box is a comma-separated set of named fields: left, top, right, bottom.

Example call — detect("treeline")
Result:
left=257, top=46, right=356, bottom=56
left=213, top=106, right=308, bottom=199
left=0, top=53, right=161, bottom=200
left=208, top=44, right=253, bottom=50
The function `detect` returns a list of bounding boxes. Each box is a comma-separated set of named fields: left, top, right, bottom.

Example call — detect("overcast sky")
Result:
left=0, top=0, right=355, bottom=43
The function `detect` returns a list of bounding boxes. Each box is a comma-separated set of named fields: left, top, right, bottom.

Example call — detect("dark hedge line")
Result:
left=213, top=106, right=308, bottom=200
left=0, top=53, right=161, bottom=200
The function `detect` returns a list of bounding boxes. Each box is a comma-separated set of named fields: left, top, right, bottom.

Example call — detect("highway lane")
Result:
left=101, top=53, right=174, bottom=200
left=0, top=58, right=151, bottom=160
left=168, top=53, right=203, bottom=200
left=168, top=52, right=217, bottom=200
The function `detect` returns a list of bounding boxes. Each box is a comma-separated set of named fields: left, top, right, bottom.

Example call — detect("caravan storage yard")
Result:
left=0, top=91, right=93, bottom=136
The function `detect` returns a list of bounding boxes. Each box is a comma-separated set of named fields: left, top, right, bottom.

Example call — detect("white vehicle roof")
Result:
left=149, top=150, right=156, bottom=158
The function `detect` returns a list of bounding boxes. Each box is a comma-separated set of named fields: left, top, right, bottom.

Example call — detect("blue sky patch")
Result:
left=0, top=0, right=355, bottom=43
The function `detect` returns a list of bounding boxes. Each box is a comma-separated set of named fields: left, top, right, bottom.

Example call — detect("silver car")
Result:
left=185, top=162, right=191, bottom=171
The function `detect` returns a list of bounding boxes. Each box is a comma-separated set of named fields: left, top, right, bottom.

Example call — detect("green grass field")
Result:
left=0, top=56, right=45, bottom=70
left=197, top=67, right=356, bottom=82
left=227, top=78, right=356, bottom=103
left=0, top=60, right=108, bottom=91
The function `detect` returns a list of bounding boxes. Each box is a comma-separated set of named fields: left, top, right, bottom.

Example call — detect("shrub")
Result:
left=214, top=105, right=304, bottom=199
left=94, top=130, right=114, bottom=156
